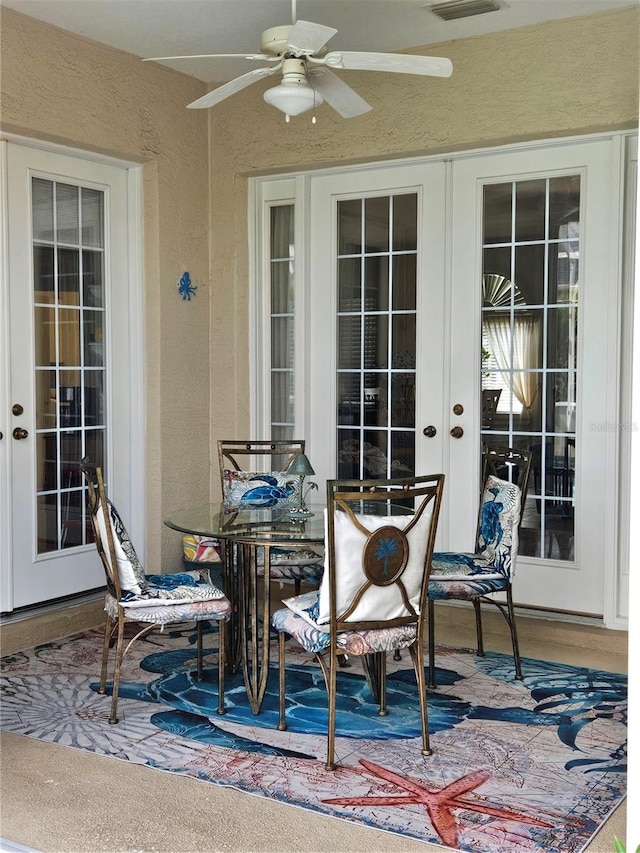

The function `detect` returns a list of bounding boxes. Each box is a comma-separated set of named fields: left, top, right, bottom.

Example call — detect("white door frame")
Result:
left=0, top=134, right=145, bottom=613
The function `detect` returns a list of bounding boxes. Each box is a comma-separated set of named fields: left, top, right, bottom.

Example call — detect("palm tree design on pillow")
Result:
left=375, top=537, right=399, bottom=579
left=366, top=528, right=406, bottom=584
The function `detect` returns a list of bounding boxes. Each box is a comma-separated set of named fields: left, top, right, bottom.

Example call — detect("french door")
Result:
left=449, top=141, right=618, bottom=615
left=306, top=137, right=620, bottom=618
left=1, top=141, right=139, bottom=611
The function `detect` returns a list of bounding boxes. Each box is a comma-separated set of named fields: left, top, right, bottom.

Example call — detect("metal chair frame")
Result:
left=277, top=473, right=444, bottom=770
left=217, top=439, right=306, bottom=489
left=81, top=463, right=227, bottom=724
left=217, top=439, right=316, bottom=596
left=428, top=445, right=532, bottom=686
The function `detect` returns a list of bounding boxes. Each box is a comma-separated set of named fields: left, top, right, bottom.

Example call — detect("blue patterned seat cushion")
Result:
left=428, top=475, right=520, bottom=601
left=112, top=569, right=230, bottom=610
left=429, top=574, right=508, bottom=601
left=104, top=569, right=231, bottom=621
left=430, top=551, right=502, bottom=581
left=222, top=547, right=324, bottom=584
left=265, top=548, right=324, bottom=583
left=221, top=470, right=323, bottom=583
left=272, top=592, right=417, bottom=655
left=261, top=562, right=324, bottom=583
left=222, top=469, right=296, bottom=509
left=431, top=475, right=521, bottom=584
left=473, top=474, right=521, bottom=577
left=105, top=584, right=232, bottom=623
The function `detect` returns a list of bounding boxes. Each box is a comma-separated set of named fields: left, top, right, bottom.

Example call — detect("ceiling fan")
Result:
left=143, top=0, right=453, bottom=121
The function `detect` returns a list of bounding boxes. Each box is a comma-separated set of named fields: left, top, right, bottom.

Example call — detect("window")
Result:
left=481, top=176, right=580, bottom=560
left=269, top=204, right=295, bottom=442
left=32, top=177, right=106, bottom=552
left=335, top=194, right=418, bottom=480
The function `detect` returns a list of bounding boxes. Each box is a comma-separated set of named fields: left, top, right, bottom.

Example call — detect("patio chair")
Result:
left=217, top=439, right=324, bottom=593
left=81, top=462, right=231, bottom=724
left=271, top=473, right=444, bottom=770
left=481, top=388, right=502, bottom=428
left=428, top=446, right=532, bottom=686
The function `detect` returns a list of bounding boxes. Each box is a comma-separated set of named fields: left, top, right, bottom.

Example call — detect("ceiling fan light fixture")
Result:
left=263, top=82, right=323, bottom=117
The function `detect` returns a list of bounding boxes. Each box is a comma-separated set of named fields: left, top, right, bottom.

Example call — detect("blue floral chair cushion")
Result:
left=122, top=570, right=228, bottom=608
left=96, top=501, right=227, bottom=607
left=221, top=469, right=323, bottom=584
left=268, top=549, right=324, bottom=583
left=429, top=574, right=510, bottom=601
left=105, top=582, right=232, bottom=623
left=272, top=592, right=418, bottom=655
left=221, top=469, right=296, bottom=509
left=430, top=475, right=521, bottom=584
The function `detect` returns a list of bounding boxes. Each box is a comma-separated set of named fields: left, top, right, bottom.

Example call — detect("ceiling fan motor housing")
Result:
left=260, top=25, right=295, bottom=56
left=280, top=57, right=310, bottom=85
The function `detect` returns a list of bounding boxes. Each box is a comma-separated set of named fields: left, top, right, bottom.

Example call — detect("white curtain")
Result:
left=484, top=313, right=540, bottom=411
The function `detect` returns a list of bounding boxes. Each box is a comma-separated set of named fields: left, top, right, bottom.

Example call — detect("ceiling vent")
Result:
left=426, top=0, right=502, bottom=21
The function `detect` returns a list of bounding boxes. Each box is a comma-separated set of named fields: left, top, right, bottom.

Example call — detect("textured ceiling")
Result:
left=2, top=0, right=637, bottom=83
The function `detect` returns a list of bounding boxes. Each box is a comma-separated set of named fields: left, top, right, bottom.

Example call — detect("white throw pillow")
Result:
left=317, top=505, right=433, bottom=625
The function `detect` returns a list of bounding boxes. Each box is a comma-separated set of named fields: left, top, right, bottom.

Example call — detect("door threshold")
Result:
left=1, top=589, right=104, bottom=624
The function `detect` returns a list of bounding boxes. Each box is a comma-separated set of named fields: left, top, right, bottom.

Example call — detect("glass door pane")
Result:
left=336, top=193, right=417, bottom=479
left=32, top=177, right=107, bottom=553
left=481, top=176, right=579, bottom=561
left=269, top=204, right=294, bottom=442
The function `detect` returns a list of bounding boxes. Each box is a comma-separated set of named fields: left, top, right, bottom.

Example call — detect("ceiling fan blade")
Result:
left=287, top=20, right=337, bottom=55
left=144, top=53, right=271, bottom=62
left=309, top=69, right=371, bottom=119
left=187, top=66, right=279, bottom=109
left=323, top=51, right=453, bottom=78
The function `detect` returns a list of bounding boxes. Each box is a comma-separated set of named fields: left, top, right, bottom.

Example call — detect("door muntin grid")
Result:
left=336, top=193, right=417, bottom=480
left=32, top=176, right=107, bottom=554
left=480, top=175, right=579, bottom=561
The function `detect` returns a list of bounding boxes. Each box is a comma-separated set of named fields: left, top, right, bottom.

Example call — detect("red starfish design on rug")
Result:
left=322, top=759, right=554, bottom=848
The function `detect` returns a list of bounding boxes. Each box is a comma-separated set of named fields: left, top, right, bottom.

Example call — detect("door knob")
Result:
left=423, top=425, right=437, bottom=438
left=12, top=403, right=24, bottom=416
left=452, top=403, right=464, bottom=416
left=12, top=427, right=29, bottom=440
left=450, top=426, right=464, bottom=439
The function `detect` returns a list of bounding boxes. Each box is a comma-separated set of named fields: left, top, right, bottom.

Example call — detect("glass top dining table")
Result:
left=165, top=501, right=326, bottom=545
left=164, top=501, right=326, bottom=714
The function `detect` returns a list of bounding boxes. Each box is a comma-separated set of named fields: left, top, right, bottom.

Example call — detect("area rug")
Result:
left=0, top=625, right=627, bottom=852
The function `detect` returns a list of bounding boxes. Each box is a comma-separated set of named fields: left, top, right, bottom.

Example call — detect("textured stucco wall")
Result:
left=208, top=5, right=639, bottom=458
left=0, top=7, right=210, bottom=568
left=1, top=5, right=638, bottom=571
